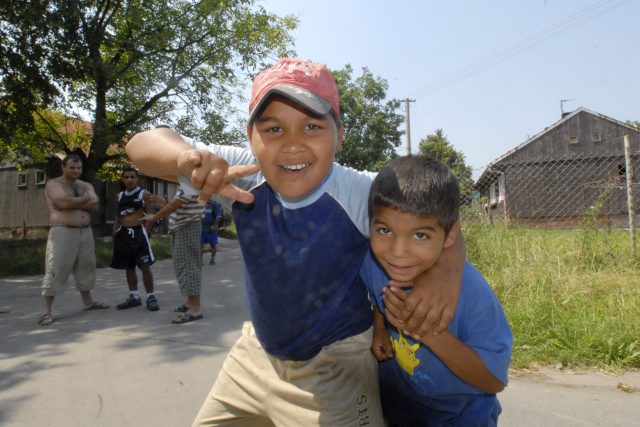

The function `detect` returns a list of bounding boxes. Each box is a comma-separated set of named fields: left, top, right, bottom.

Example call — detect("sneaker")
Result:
left=117, top=295, right=142, bottom=310
left=209, top=259, right=215, bottom=265
left=146, top=295, right=159, bottom=311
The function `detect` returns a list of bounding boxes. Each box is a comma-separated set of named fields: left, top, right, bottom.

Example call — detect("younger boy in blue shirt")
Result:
left=361, top=156, right=513, bottom=426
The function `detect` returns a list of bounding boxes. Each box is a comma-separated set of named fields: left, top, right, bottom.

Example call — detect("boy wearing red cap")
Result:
left=127, top=58, right=465, bottom=426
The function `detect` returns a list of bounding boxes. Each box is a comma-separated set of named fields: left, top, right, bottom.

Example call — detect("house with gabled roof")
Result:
left=475, top=107, right=640, bottom=228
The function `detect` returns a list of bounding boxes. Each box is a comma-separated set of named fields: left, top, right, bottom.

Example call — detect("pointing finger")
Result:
left=227, top=164, right=260, bottom=180
left=217, top=184, right=255, bottom=204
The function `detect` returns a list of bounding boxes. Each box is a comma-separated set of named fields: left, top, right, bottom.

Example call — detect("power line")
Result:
left=410, top=0, right=632, bottom=98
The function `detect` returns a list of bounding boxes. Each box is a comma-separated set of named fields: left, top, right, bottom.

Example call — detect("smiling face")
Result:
left=370, top=206, right=459, bottom=283
left=247, top=96, right=343, bottom=201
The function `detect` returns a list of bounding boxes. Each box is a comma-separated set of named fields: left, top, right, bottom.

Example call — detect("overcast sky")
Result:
left=257, top=0, right=639, bottom=177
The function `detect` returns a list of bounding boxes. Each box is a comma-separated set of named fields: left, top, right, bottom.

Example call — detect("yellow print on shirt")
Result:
left=391, top=328, right=421, bottom=375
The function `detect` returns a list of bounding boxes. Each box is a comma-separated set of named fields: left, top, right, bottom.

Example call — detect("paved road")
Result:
left=0, top=238, right=638, bottom=426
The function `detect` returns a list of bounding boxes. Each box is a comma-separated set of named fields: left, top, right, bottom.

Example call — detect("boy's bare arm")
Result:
left=145, top=198, right=184, bottom=224
left=371, top=308, right=394, bottom=362
left=125, top=128, right=187, bottom=181
left=384, top=232, right=465, bottom=339
left=384, top=289, right=504, bottom=394
left=421, top=331, right=505, bottom=394
left=126, top=128, right=259, bottom=204
left=147, top=194, right=167, bottom=210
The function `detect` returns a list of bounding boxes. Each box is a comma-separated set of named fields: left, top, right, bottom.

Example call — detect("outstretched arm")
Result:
left=383, top=225, right=465, bottom=338
left=145, top=197, right=184, bottom=225
left=126, top=128, right=259, bottom=204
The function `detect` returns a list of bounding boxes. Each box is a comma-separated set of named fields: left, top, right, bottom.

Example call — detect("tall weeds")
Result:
left=463, top=220, right=640, bottom=370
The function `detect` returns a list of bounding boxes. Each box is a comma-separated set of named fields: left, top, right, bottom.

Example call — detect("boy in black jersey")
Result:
left=111, top=167, right=164, bottom=311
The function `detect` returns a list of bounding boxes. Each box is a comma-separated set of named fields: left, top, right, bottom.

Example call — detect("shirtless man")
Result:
left=111, top=167, right=164, bottom=311
left=39, top=154, right=110, bottom=326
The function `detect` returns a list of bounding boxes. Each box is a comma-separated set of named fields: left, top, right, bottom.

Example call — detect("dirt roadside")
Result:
left=500, top=366, right=640, bottom=426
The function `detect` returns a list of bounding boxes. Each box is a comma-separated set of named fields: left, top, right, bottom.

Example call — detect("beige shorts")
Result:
left=192, top=322, right=384, bottom=427
left=41, top=225, right=96, bottom=296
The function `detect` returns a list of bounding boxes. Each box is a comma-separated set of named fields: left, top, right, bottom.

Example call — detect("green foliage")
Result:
left=1, top=110, right=93, bottom=171
left=463, top=220, right=640, bottom=370
left=332, top=65, right=403, bottom=171
left=418, top=129, right=474, bottom=201
left=625, top=119, right=640, bottom=129
left=0, top=0, right=297, bottom=180
left=218, top=221, right=238, bottom=240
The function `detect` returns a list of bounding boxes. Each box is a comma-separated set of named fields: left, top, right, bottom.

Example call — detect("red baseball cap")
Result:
left=248, top=58, right=340, bottom=123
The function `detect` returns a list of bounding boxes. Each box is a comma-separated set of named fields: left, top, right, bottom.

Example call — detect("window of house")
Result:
left=568, top=135, right=579, bottom=144
left=35, top=170, right=46, bottom=185
left=17, top=171, right=28, bottom=188
left=167, top=183, right=178, bottom=200
left=498, top=176, right=505, bottom=202
left=153, top=180, right=166, bottom=197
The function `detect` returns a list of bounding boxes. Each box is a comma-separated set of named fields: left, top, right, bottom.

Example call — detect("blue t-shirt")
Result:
left=179, top=142, right=377, bottom=360
left=361, top=252, right=513, bottom=427
left=202, top=200, right=222, bottom=227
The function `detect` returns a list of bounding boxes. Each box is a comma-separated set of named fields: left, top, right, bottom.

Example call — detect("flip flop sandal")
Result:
left=171, top=313, right=203, bottom=324
left=83, top=301, right=111, bottom=311
left=174, top=304, right=189, bottom=313
left=38, top=314, right=55, bottom=326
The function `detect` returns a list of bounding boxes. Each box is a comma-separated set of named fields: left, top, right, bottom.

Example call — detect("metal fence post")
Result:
left=624, top=134, right=637, bottom=258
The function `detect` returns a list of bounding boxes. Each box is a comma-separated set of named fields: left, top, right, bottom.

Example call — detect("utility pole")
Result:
left=403, top=98, right=416, bottom=154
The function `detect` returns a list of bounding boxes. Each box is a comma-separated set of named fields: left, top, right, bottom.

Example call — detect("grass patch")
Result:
left=2, top=220, right=638, bottom=371
left=1, top=234, right=173, bottom=277
left=0, top=224, right=234, bottom=277
left=218, top=222, right=237, bottom=240
left=464, top=221, right=640, bottom=371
